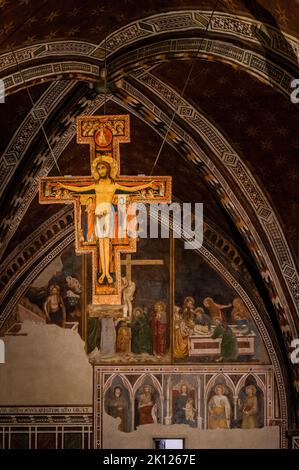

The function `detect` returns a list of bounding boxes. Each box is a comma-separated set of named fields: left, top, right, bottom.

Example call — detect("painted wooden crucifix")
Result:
left=39, top=115, right=172, bottom=305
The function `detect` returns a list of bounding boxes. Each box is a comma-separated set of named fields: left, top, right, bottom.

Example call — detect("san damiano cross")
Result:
left=39, top=115, right=172, bottom=305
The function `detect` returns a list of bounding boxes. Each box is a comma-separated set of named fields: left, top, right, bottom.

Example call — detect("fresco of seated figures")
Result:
left=100, top=370, right=268, bottom=435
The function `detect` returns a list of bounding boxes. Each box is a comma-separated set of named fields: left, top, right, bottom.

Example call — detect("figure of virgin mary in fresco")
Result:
left=173, top=384, right=196, bottom=425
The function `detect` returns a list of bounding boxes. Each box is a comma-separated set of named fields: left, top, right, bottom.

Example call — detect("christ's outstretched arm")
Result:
left=60, top=183, right=95, bottom=193
left=115, top=181, right=153, bottom=192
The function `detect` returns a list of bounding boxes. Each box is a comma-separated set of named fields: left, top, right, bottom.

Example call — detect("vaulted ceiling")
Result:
left=0, top=0, right=299, bottom=419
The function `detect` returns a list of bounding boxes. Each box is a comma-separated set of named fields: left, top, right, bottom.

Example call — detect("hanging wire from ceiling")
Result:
left=92, top=31, right=109, bottom=114
left=149, top=0, right=220, bottom=176
left=103, top=33, right=108, bottom=115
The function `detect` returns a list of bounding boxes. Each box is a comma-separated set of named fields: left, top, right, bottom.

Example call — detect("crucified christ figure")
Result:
left=59, top=159, right=153, bottom=285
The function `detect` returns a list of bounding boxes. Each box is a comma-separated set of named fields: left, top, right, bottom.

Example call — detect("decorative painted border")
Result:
left=0, top=406, right=93, bottom=449
left=0, top=207, right=71, bottom=278
left=292, top=436, right=299, bottom=449
left=0, top=11, right=298, bottom=75
left=3, top=62, right=99, bottom=94
left=109, top=37, right=295, bottom=97
left=1, top=38, right=295, bottom=99
left=0, top=406, right=92, bottom=415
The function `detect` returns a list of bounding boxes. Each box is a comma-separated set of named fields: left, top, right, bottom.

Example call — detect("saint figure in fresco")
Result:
left=131, top=307, right=152, bottom=354
left=203, top=297, right=232, bottom=324
left=184, top=398, right=196, bottom=424
left=240, top=385, right=259, bottom=429
left=121, top=276, right=136, bottom=319
left=116, top=321, right=131, bottom=353
left=173, top=307, right=190, bottom=359
left=212, top=319, right=238, bottom=362
left=43, top=284, right=66, bottom=327
left=106, top=386, right=130, bottom=432
left=180, top=296, right=195, bottom=323
left=232, top=297, right=251, bottom=334
left=152, top=301, right=167, bottom=357
left=208, top=384, right=231, bottom=429
left=136, top=385, right=157, bottom=425
left=192, top=307, right=211, bottom=334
